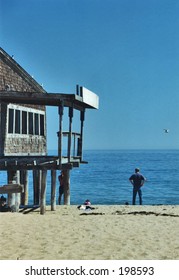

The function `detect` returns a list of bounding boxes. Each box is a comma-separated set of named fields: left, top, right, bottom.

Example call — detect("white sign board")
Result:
left=81, top=87, right=99, bottom=109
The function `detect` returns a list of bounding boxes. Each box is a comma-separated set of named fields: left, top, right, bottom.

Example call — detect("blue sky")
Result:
left=1, top=0, right=179, bottom=150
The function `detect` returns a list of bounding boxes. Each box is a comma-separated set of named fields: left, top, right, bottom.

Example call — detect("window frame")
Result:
left=7, top=104, right=45, bottom=137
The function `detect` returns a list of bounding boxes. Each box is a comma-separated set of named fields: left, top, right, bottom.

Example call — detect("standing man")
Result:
left=129, top=168, right=146, bottom=205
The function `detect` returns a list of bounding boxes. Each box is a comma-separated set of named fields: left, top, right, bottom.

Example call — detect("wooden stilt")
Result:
left=63, top=169, right=70, bottom=205
left=51, top=170, right=56, bottom=211
left=78, top=110, right=85, bottom=160
left=7, top=170, right=20, bottom=211
left=20, top=170, right=28, bottom=205
left=15, top=170, right=20, bottom=210
left=7, top=171, right=15, bottom=206
left=58, top=104, right=64, bottom=165
left=33, top=170, right=40, bottom=205
left=68, top=107, right=73, bottom=162
left=39, top=170, right=42, bottom=204
left=8, top=192, right=15, bottom=208
left=40, top=169, right=47, bottom=215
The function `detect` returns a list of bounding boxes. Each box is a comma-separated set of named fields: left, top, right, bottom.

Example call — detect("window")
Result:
left=22, top=111, right=27, bottom=134
left=28, top=112, right=33, bottom=134
left=15, top=110, right=20, bottom=134
left=8, top=108, right=14, bottom=133
left=40, top=114, right=44, bottom=136
left=8, top=107, right=45, bottom=136
left=35, top=113, right=39, bottom=135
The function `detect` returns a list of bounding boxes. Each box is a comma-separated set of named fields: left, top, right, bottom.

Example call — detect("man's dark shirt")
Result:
left=129, top=173, right=145, bottom=188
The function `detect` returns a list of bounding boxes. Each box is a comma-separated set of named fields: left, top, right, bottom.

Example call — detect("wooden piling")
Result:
left=7, top=170, right=20, bottom=211
left=51, top=170, right=56, bottom=211
left=20, top=170, right=28, bottom=205
left=15, top=170, right=21, bottom=210
left=78, top=110, right=85, bottom=160
left=63, top=169, right=70, bottom=205
left=68, top=107, right=73, bottom=161
left=7, top=171, right=15, bottom=206
left=40, top=169, right=47, bottom=215
left=33, top=170, right=41, bottom=205
left=58, top=104, right=64, bottom=165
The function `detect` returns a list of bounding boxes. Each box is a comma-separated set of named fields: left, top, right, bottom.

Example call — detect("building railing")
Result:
left=57, top=131, right=82, bottom=163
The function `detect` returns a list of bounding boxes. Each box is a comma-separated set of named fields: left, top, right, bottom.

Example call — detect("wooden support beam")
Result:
left=68, top=107, right=73, bottom=162
left=40, top=170, right=47, bottom=215
left=78, top=110, right=85, bottom=160
left=33, top=170, right=41, bottom=205
left=0, top=183, right=24, bottom=194
left=20, top=170, right=28, bottom=205
left=51, top=170, right=56, bottom=211
left=63, top=169, right=70, bottom=205
left=58, top=104, right=64, bottom=165
left=7, top=171, right=17, bottom=209
left=0, top=90, right=99, bottom=109
left=15, top=171, right=21, bottom=212
left=7, top=170, right=21, bottom=212
left=0, top=157, right=77, bottom=171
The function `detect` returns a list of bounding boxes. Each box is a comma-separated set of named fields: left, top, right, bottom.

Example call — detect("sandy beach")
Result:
left=0, top=205, right=179, bottom=260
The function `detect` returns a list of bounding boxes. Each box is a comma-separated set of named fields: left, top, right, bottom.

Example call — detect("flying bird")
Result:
left=163, top=129, right=169, bottom=133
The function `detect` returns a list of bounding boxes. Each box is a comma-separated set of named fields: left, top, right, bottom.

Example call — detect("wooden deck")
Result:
left=0, top=155, right=87, bottom=170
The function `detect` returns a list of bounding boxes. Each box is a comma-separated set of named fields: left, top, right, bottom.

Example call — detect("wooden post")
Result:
left=78, top=110, right=85, bottom=161
left=39, top=170, right=42, bottom=204
left=7, top=171, right=15, bottom=206
left=68, top=107, right=73, bottom=162
left=40, top=169, right=47, bottom=215
left=51, top=169, right=56, bottom=211
left=76, top=84, right=80, bottom=95
left=33, top=170, right=41, bottom=205
left=15, top=170, right=20, bottom=210
left=7, top=170, right=20, bottom=211
left=63, top=169, right=70, bottom=205
left=20, top=170, right=28, bottom=205
left=58, top=104, right=64, bottom=165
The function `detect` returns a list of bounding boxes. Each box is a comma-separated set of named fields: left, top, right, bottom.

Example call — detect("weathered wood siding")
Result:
left=0, top=48, right=47, bottom=156
left=0, top=57, right=44, bottom=106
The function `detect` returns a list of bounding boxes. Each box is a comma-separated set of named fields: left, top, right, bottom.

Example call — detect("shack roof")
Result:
left=0, top=88, right=99, bottom=110
left=0, top=47, right=46, bottom=93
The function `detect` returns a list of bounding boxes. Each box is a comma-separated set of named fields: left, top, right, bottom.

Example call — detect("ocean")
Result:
left=0, top=149, right=179, bottom=205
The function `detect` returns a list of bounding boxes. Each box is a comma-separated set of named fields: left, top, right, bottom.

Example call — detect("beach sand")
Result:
left=0, top=205, right=179, bottom=260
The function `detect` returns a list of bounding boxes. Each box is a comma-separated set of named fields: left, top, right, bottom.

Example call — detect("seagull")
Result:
left=163, top=129, right=169, bottom=133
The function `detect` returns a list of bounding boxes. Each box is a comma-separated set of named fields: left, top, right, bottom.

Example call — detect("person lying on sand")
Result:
left=77, top=199, right=95, bottom=210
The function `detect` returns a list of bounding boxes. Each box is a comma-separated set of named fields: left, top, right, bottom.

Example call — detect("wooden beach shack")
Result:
left=0, top=47, right=99, bottom=214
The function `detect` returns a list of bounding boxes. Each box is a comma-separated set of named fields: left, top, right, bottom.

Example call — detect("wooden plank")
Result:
left=0, top=184, right=24, bottom=194
left=0, top=160, right=76, bottom=171
left=0, top=156, right=80, bottom=170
